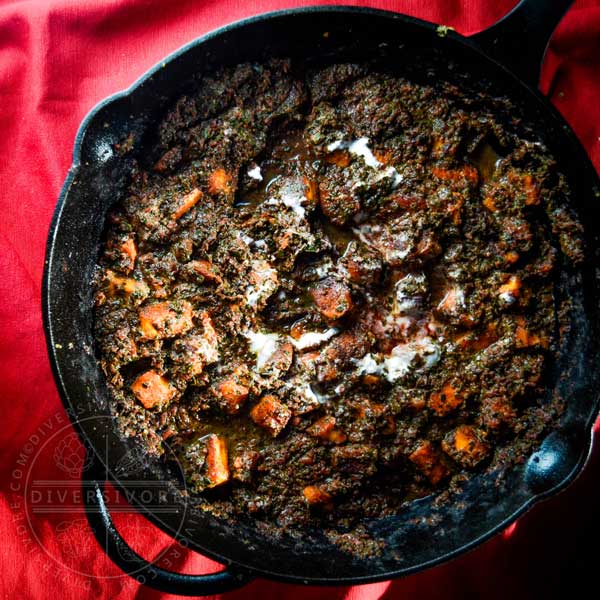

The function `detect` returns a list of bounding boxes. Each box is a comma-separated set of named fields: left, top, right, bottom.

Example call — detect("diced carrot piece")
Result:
left=373, top=149, right=391, bottom=164
left=409, top=441, right=448, bottom=485
left=483, top=196, right=497, bottom=212
left=432, top=165, right=478, bottom=185
left=208, top=169, right=233, bottom=195
left=429, top=383, right=463, bottom=416
left=189, top=259, right=222, bottom=284
left=307, top=415, right=336, bottom=439
left=324, top=150, right=351, bottom=167
left=303, top=177, right=319, bottom=205
left=498, top=275, right=521, bottom=298
left=153, top=146, right=182, bottom=173
left=303, top=485, right=332, bottom=505
left=505, top=251, right=519, bottom=264
left=131, top=370, right=177, bottom=409
left=442, top=425, right=489, bottom=467
left=215, top=380, right=249, bottom=414
left=172, top=188, right=202, bottom=220
left=311, top=278, right=353, bottom=320
left=120, top=238, right=137, bottom=271
left=250, top=395, right=291, bottom=437
left=138, top=300, right=193, bottom=339
left=205, top=434, right=230, bottom=487
left=290, top=317, right=311, bottom=340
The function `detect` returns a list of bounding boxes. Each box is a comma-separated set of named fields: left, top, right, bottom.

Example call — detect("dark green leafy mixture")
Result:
left=94, top=60, right=583, bottom=553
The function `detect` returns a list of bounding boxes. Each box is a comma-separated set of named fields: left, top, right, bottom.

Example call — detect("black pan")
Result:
left=43, top=0, right=600, bottom=595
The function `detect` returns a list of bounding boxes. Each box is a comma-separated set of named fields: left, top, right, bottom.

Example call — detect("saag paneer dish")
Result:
left=93, top=59, right=583, bottom=553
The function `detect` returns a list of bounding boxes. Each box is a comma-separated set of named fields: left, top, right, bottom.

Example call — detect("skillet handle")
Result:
left=82, top=458, right=254, bottom=596
left=469, top=0, right=574, bottom=88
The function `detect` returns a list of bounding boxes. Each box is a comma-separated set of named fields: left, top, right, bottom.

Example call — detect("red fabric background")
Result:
left=1, top=1, right=599, bottom=598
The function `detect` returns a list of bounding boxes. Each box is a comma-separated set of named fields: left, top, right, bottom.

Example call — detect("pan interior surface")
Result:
left=44, top=8, right=600, bottom=583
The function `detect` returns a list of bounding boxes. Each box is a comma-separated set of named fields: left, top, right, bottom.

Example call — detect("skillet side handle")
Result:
left=82, top=459, right=254, bottom=596
left=469, top=0, right=574, bottom=88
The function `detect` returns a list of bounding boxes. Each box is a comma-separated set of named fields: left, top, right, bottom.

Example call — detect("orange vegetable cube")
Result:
left=311, top=278, right=353, bottom=320
left=409, top=441, right=448, bottom=485
left=442, top=425, right=489, bottom=467
left=215, top=380, right=249, bottom=414
left=138, top=300, right=193, bottom=339
left=205, top=434, right=230, bottom=487
left=172, top=188, right=202, bottom=220
left=303, top=485, right=332, bottom=505
left=208, top=169, right=233, bottom=195
left=307, top=416, right=336, bottom=440
left=429, top=383, right=463, bottom=416
left=131, top=370, right=177, bottom=409
left=250, top=395, right=291, bottom=437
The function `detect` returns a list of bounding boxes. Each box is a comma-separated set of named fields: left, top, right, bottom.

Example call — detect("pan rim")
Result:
left=42, top=4, right=600, bottom=584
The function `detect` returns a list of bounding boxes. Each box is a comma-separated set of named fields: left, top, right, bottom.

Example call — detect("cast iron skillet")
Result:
left=43, top=0, right=600, bottom=595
